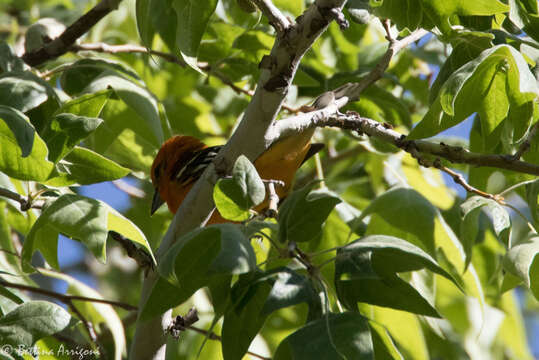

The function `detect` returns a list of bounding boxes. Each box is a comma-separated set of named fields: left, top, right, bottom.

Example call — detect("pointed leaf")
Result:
left=22, top=194, right=153, bottom=272
left=45, top=147, right=130, bottom=186
left=41, top=113, right=103, bottom=163
left=0, top=106, right=54, bottom=181
left=279, top=184, right=341, bottom=243
left=172, top=0, right=218, bottom=71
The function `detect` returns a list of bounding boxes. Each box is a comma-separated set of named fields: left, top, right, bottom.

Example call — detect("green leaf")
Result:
left=0, top=71, right=55, bottom=113
left=335, top=235, right=456, bottom=316
left=214, top=178, right=251, bottom=221
left=222, top=272, right=272, bottom=360
left=233, top=155, right=265, bottom=206
left=360, top=187, right=484, bottom=302
left=0, top=106, right=54, bottom=181
left=368, top=321, right=404, bottom=360
left=409, top=45, right=538, bottom=150
left=140, top=224, right=256, bottom=321
left=348, top=85, right=411, bottom=128
left=526, top=179, right=539, bottom=226
left=0, top=43, right=24, bottom=73
left=503, top=236, right=539, bottom=299
left=85, top=72, right=163, bottom=147
left=508, top=0, right=539, bottom=42
left=429, top=31, right=494, bottom=104
left=172, top=0, right=218, bottom=71
left=55, top=90, right=111, bottom=118
left=136, top=0, right=155, bottom=46
left=425, top=0, right=508, bottom=33
left=460, top=196, right=511, bottom=268
left=39, top=268, right=126, bottom=360
left=261, top=268, right=319, bottom=316
left=0, top=301, right=72, bottom=348
left=45, top=146, right=130, bottom=186
left=278, top=184, right=341, bottom=243
left=85, top=101, right=158, bottom=173
left=371, top=0, right=424, bottom=31
left=40, top=113, right=103, bottom=163
left=214, top=156, right=265, bottom=221
left=159, top=224, right=256, bottom=285
left=273, top=312, right=374, bottom=360
left=21, top=194, right=154, bottom=272
left=60, top=59, right=141, bottom=95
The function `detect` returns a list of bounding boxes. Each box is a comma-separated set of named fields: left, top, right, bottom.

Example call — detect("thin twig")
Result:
left=433, top=160, right=503, bottom=202
left=336, top=24, right=429, bottom=101
left=0, top=279, right=138, bottom=311
left=0, top=186, right=43, bottom=210
left=73, top=42, right=186, bottom=66
left=266, top=182, right=279, bottom=218
left=512, top=122, right=539, bottom=160
left=68, top=300, right=106, bottom=356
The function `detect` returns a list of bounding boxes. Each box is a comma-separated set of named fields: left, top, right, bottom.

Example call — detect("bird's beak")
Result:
left=150, top=188, right=165, bottom=215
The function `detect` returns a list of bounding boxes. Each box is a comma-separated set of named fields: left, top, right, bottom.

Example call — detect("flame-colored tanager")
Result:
left=150, top=129, right=322, bottom=223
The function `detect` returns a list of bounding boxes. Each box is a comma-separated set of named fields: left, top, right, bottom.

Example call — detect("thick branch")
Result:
left=251, top=0, right=292, bottom=33
left=21, top=0, right=123, bottom=66
left=131, top=1, right=347, bottom=358
left=271, top=111, right=539, bottom=176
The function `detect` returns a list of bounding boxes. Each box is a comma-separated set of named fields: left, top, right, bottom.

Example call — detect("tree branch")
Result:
left=333, top=22, right=429, bottom=102
left=0, top=279, right=138, bottom=311
left=131, top=1, right=347, bottom=358
left=271, top=110, right=539, bottom=176
left=251, top=0, right=292, bottom=34
left=21, top=0, right=123, bottom=67
left=0, top=186, right=43, bottom=210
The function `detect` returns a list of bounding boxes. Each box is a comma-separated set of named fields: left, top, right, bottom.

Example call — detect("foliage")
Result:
left=0, top=0, right=538, bottom=359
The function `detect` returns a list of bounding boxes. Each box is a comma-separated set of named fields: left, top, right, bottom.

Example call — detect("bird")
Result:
left=150, top=129, right=323, bottom=223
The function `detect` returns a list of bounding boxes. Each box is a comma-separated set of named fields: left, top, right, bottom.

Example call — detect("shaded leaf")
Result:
left=279, top=184, right=341, bottom=243
left=503, top=236, right=539, bottom=299
left=0, top=72, right=55, bottom=113
left=460, top=196, right=511, bottom=268
left=21, top=194, right=153, bottom=272
left=222, top=272, right=272, bottom=360
left=0, top=301, right=72, bottom=348
left=41, top=113, right=103, bottom=163
left=274, top=312, right=374, bottom=360
left=172, top=0, right=218, bottom=70
left=45, top=147, right=130, bottom=186
left=335, top=235, right=456, bottom=316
